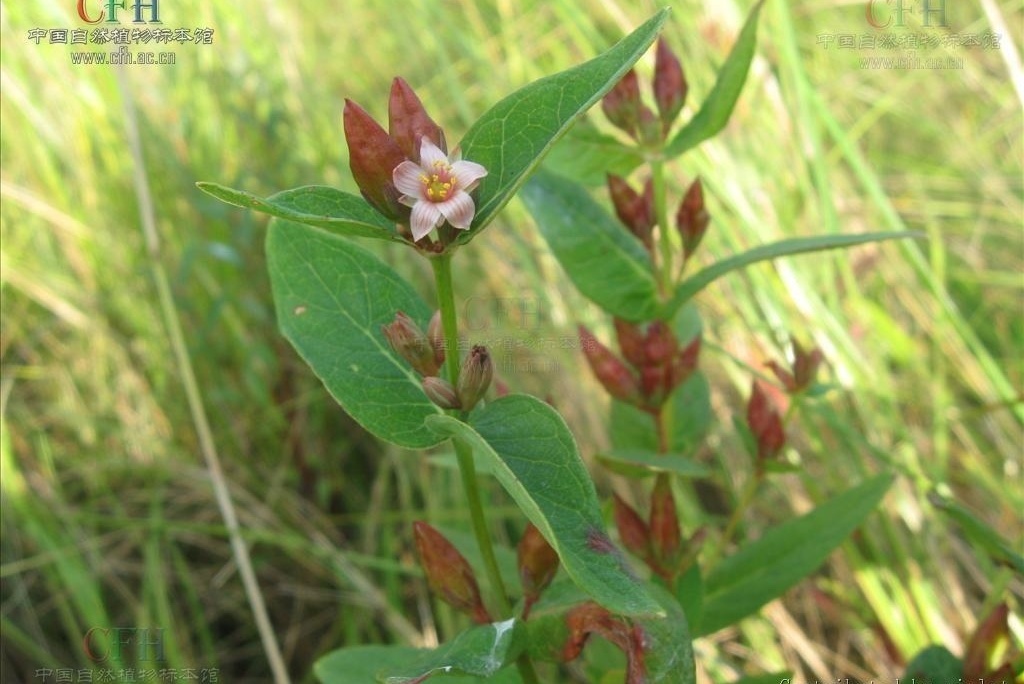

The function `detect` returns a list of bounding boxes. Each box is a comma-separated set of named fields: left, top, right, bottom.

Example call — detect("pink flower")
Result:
left=393, top=139, right=487, bottom=241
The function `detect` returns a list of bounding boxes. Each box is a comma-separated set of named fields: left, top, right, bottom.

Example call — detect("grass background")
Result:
left=1, top=0, right=1021, bottom=682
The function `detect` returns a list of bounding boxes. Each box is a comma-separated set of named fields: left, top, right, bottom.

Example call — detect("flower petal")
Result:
left=394, top=161, right=426, bottom=197
left=419, top=138, right=448, bottom=168
left=451, top=160, right=487, bottom=192
left=410, top=201, right=443, bottom=241
left=436, top=191, right=476, bottom=230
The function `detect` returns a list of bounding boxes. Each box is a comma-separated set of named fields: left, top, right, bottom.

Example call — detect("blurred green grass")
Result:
left=1, top=0, right=1021, bottom=682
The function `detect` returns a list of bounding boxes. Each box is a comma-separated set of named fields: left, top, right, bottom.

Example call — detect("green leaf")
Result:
left=457, top=9, right=669, bottom=241
left=610, top=372, right=712, bottom=456
left=665, top=0, right=764, bottom=157
left=639, top=584, right=695, bottom=683
left=675, top=563, right=703, bottom=633
left=266, top=220, right=443, bottom=449
left=427, top=395, right=662, bottom=617
left=542, top=120, right=644, bottom=186
left=196, top=183, right=400, bottom=242
left=314, top=645, right=523, bottom=684
left=928, top=490, right=1024, bottom=574
left=699, top=473, right=893, bottom=635
left=521, top=170, right=659, bottom=321
left=666, top=232, right=921, bottom=317
left=903, top=645, right=963, bottom=683
left=597, top=449, right=710, bottom=479
left=380, top=619, right=522, bottom=683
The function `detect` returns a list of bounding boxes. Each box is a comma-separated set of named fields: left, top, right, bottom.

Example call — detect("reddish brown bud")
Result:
left=388, top=77, right=446, bottom=162
left=964, top=603, right=1010, bottom=679
left=643, top=321, right=678, bottom=365
left=747, top=380, right=786, bottom=462
left=676, top=178, right=710, bottom=260
left=649, top=475, right=682, bottom=569
left=607, top=175, right=654, bottom=248
left=382, top=311, right=439, bottom=376
left=413, top=521, right=492, bottom=624
left=427, top=310, right=446, bottom=367
left=669, top=335, right=702, bottom=388
left=613, top=319, right=647, bottom=369
left=457, top=345, right=493, bottom=411
left=768, top=337, right=824, bottom=394
left=654, top=39, right=687, bottom=133
left=613, top=494, right=650, bottom=560
left=422, top=376, right=461, bottom=410
left=517, top=523, right=559, bottom=611
left=792, top=338, right=824, bottom=390
left=579, top=326, right=641, bottom=404
left=601, top=69, right=642, bottom=136
left=639, top=364, right=671, bottom=406
left=765, top=361, right=797, bottom=392
left=343, top=99, right=408, bottom=221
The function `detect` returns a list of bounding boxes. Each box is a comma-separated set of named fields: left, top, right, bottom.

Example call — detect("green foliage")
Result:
left=665, top=231, right=922, bottom=316
left=428, top=395, right=661, bottom=618
left=665, top=0, right=766, bottom=156
left=314, top=644, right=524, bottom=683
left=902, top=645, right=963, bottom=682
left=266, top=220, right=443, bottom=448
left=609, top=373, right=712, bottom=456
left=379, top=619, right=522, bottom=683
left=196, top=184, right=401, bottom=242
left=457, top=9, right=669, bottom=241
left=698, top=474, right=894, bottom=635
left=521, top=170, right=659, bottom=321
left=596, top=449, right=711, bottom=479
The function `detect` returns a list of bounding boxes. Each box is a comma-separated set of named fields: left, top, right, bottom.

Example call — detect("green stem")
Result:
left=706, top=471, right=763, bottom=572
left=431, top=255, right=540, bottom=684
left=650, top=157, right=674, bottom=297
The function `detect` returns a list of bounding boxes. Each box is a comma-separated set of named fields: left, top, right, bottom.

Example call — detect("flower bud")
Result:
left=579, top=326, right=641, bottom=404
left=427, top=310, right=446, bottom=367
left=653, top=39, right=687, bottom=134
left=669, top=335, right=702, bottom=389
left=457, top=345, right=493, bottom=411
left=343, top=99, right=408, bottom=221
left=413, top=521, right=492, bottom=624
left=422, top=376, right=461, bottom=410
left=649, top=475, right=682, bottom=569
left=640, top=364, right=672, bottom=407
left=792, top=338, right=824, bottom=390
left=613, top=318, right=648, bottom=369
left=747, top=380, right=786, bottom=463
left=676, top=178, right=710, bottom=260
left=601, top=69, right=642, bottom=136
left=643, top=321, right=678, bottom=365
left=517, top=523, right=559, bottom=611
left=964, top=603, right=1011, bottom=680
left=388, top=77, right=446, bottom=162
left=607, top=175, right=654, bottom=249
left=612, top=494, right=650, bottom=560
left=382, top=311, right=439, bottom=376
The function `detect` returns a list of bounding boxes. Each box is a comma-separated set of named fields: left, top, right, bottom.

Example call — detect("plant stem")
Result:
left=706, top=471, right=763, bottom=572
left=650, top=157, right=674, bottom=297
left=431, top=255, right=540, bottom=684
